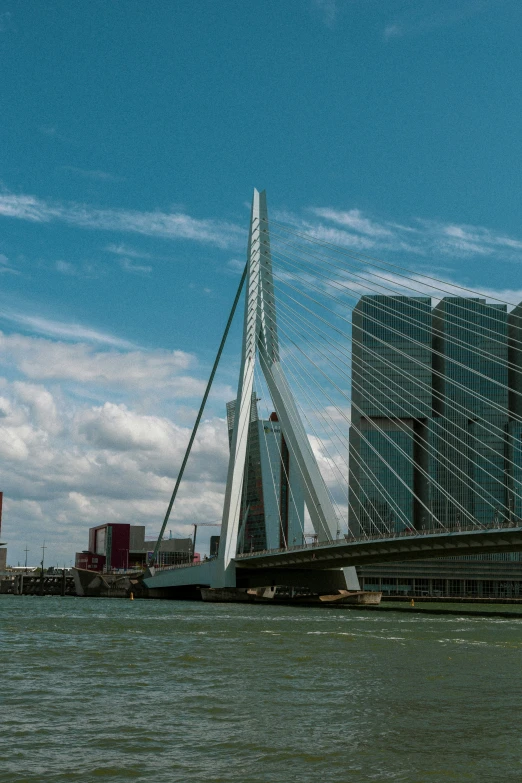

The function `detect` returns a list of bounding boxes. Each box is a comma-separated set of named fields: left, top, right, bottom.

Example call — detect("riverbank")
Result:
left=356, top=600, right=522, bottom=619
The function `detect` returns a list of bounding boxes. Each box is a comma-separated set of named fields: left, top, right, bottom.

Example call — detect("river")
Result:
left=1, top=595, right=521, bottom=782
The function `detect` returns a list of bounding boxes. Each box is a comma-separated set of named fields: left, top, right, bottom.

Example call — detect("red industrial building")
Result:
left=75, top=523, right=193, bottom=572
left=75, top=523, right=131, bottom=571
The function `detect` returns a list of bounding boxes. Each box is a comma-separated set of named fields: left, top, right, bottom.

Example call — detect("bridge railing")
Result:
left=150, top=519, right=522, bottom=572
left=149, top=559, right=216, bottom=574
left=234, top=518, right=522, bottom=560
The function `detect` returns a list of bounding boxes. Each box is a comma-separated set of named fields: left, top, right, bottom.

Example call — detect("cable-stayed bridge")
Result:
left=144, top=190, right=522, bottom=598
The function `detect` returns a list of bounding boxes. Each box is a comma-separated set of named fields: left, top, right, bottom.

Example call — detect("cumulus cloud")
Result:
left=0, top=390, right=43, bottom=462
left=13, top=382, right=62, bottom=435
left=0, top=302, right=245, bottom=566
left=0, top=369, right=231, bottom=565
left=308, top=432, right=348, bottom=518
left=0, top=334, right=205, bottom=393
left=75, top=403, right=175, bottom=451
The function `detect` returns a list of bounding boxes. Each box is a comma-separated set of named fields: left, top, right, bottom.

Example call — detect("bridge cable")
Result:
left=149, top=262, right=248, bottom=568
left=273, top=295, right=522, bottom=508
left=263, top=217, right=522, bottom=314
left=267, top=239, right=522, bottom=370
left=270, top=250, right=522, bottom=410
left=254, top=364, right=308, bottom=546
left=273, top=302, right=514, bottom=527
left=270, top=267, right=522, bottom=441
left=271, top=310, right=480, bottom=530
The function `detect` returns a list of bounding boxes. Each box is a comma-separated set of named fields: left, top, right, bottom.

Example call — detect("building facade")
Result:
left=349, top=295, right=433, bottom=535
left=431, top=297, right=509, bottom=528
left=75, top=523, right=193, bottom=572
left=349, top=294, right=522, bottom=598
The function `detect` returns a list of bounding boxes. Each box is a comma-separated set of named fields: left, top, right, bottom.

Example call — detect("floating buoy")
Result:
left=130, top=592, right=134, bottom=601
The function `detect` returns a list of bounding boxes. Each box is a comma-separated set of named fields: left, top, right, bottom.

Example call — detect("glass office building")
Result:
left=508, top=303, right=522, bottom=518
left=349, top=295, right=432, bottom=535
left=349, top=294, right=518, bottom=533
left=350, top=294, right=522, bottom=597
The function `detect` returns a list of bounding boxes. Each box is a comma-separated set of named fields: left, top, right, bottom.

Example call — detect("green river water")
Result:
left=1, top=595, right=522, bottom=783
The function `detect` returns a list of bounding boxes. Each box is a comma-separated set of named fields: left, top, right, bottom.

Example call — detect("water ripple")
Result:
left=2, top=595, right=522, bottom=782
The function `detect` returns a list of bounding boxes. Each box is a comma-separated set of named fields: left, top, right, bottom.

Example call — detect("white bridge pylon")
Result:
left=215, top=189, right=359, bottom=589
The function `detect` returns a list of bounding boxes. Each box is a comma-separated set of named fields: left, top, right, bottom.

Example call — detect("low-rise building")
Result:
left=75, top=523, right=193, bottom=572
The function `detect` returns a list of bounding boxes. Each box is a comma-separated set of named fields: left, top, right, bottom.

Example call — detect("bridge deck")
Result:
left=143, top=526, right=522, bottom=592
left=234, top=525, right=522, bottom=571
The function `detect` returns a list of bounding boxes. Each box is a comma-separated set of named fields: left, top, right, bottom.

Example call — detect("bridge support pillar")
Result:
left=215, top=189, right=361, bottom=591
left=343, top=567, right=360, bottom=590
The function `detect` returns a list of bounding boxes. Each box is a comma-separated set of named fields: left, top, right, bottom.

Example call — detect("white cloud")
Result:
left=0, top=311, right=134, bottom=348
left=383, top=1, right=489, bottom=41
left=278, top=251, right=522, bottom=310
left=383, top=23, right=402, bottom=39
left=13, top=382, right=62, bottom=435
left=308, top=432, right=348, bottom=513
left=312, top=0, right=337, bottom=28
left=311, top=207, right=393, bottom=238
left=0, top=332, right=205, bottom=393
left=119, top=258, right=152, bottom=275
left=60, top=166, right=124, bottom=182
left=105, top=243, right=152, bottom=259
left=4, top=187, right=519, bottom=268
left=0, top=252, right=19, bottom=275
left=279, top=205, right=522, bottom=263
left=0, top=190, right=243, bottom=248
left=0, top=369, right=231, bottom=564
left=75, top=403, right=176, bottom=452
left=226, top=258, right=245, bottom=274
left=54, top=260, right=76, bottom=274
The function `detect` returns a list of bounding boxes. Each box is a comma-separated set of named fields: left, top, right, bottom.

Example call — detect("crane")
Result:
left=192, top=521, right=221, bottom=559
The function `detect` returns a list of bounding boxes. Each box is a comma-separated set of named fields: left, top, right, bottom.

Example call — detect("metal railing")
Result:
left=149, top=558, right=216, bottom=574
left=234, top=518, right=522, bottom=560
left=149, top=519, right=522, bottom=573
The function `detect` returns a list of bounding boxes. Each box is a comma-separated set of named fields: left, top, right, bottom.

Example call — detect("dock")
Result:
left=0, top=570, right=76, bottom=596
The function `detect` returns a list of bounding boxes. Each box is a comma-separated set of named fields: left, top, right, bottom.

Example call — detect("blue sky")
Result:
left=1, top=0, right=522, bottom=564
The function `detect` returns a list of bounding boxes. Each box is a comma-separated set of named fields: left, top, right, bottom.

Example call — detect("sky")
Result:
left=1, top=0, right=522, bottom=565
